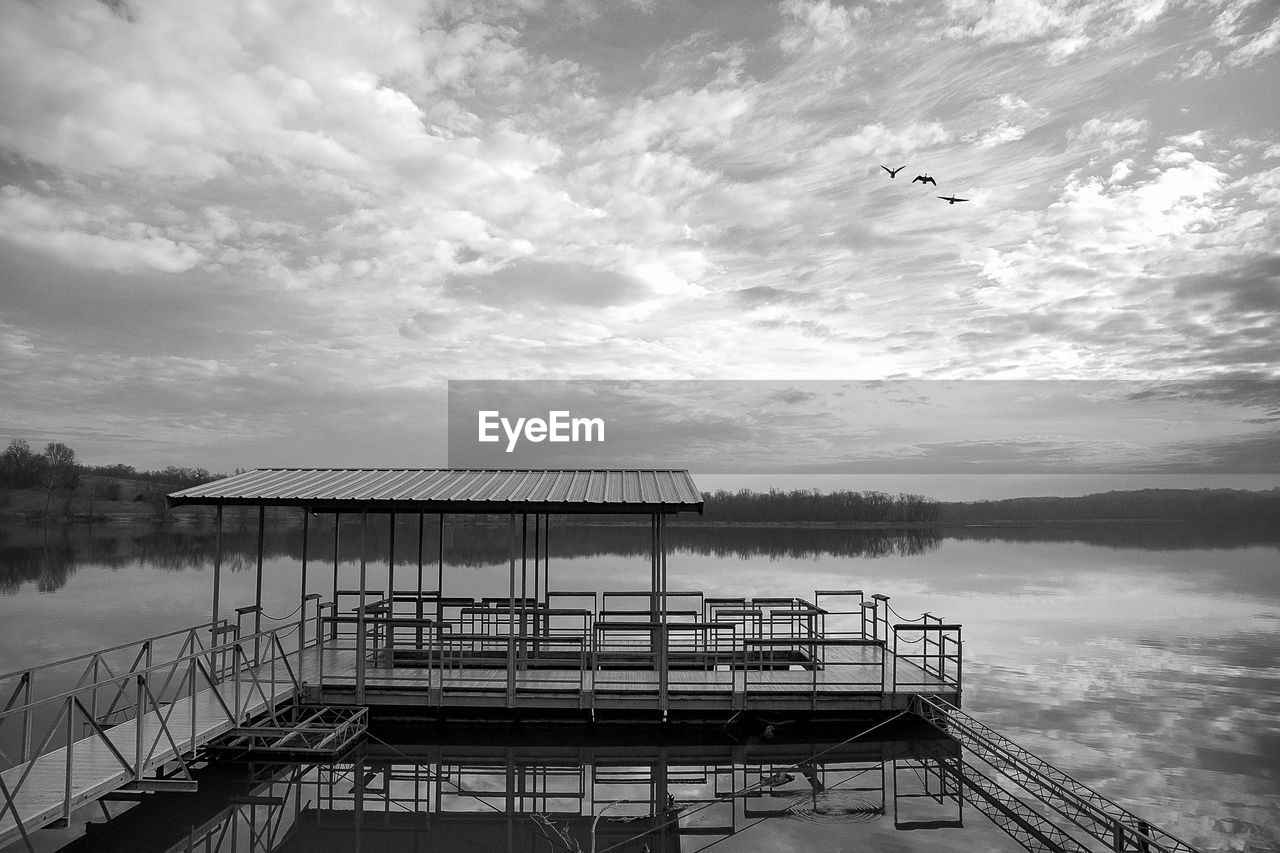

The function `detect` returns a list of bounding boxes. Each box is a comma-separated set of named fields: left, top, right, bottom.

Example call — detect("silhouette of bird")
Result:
left=881, top=164, right=905, bottom=178
left=912, top=174, right=937, bottom=186
left=937, top=194, right=969, bottom=204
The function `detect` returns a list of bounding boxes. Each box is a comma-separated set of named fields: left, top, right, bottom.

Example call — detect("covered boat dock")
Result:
left=165, top=468, right=963, bottom=719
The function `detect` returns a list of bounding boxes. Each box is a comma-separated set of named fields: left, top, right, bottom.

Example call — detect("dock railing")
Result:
left=0, top=624, right=305, bottom=848
left=742, top=637, right=887, bottom=702
left=1, top=621, right=229, bottom=769
left=813, top=590, right=865, bottom=638
left=310, top=589, right=960, bottom=709
left=891, top=619, right=962, bottom=694
left=913, top=694, right=1202, bottom=853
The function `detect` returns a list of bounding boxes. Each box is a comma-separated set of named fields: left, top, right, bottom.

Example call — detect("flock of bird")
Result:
left=881, top=164, right=968, bottom=204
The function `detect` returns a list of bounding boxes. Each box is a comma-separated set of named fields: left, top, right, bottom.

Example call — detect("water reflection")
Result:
left=949, top=523, right=1280, bottom=551
left=53, top=721, right=1030, bottom=853
left=5, top=518, right=1276, bottom=596
left=0, top=524, right=219, bottom=594
left=1, top=521, right=1277, bottom=852
left=1, top=520, right=947, bottom=594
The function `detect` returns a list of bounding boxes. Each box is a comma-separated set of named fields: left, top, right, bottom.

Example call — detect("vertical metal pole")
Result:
left=254, top=506, right=265, bottom=639
left=212, top=505, right=223, bottom=661
left=388, top=512, right=396, bottom=661
left=20, top=673, right=32, bottom=763
left=388, top=511, right=396, bottom=611
left=417, top=511, right=425, bottom=648
left=520, top=513, right=528, bottom=642
left=649, top=512, right=658, bottom=622
left=135, top=675, right=145, bottom=778
left=63, top=698, right=74, bottom=822
left=533, top=514, right=541, bottom=640
left=659, top=513, right=669, bottom=708
left=91, top=657, right=100, bottom=728
left=543, top=514, right=551, bottom=620
left=437, top=514, right=445, bottom=625
left=188, top=657, right=197, bottom=758
left=357, top=509, right=368, bottom=705
left=660, top=514, right=668, bottom=621
left=300, top=510, right=309, bottom=665
left=506, top=748, right=516, bottom=851
left=650, top=513, right=659, bottom=678
left=331, top=513, right=341, bottom=642
left=417, top=509, right=424, bottom=594
left=507, top=514, right=516, bottom=705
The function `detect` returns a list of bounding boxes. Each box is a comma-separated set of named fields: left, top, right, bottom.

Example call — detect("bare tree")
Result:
left=1, top=438, right=45, bottom=488
left=42, top=442, right=79, bottom=517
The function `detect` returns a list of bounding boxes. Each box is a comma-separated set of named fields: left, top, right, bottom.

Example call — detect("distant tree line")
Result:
left=82, top=462, right=218, bottom=489
left=699, top=488, right=941, bottom=524
left=1, top=438, right=221, bottom=517
left=939, top=488, right=1280, bottom=524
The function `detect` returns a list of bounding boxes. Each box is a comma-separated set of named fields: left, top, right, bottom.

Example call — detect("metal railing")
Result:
left=308, top=589, right=961, bottom=711
left=913, top=695, right=1202, bottom=853
left=741, top=637, right=887, bottom=702
left=1, top=621, right=230, bottom=769
left=0, top=625, right=305, bottom=851
left=891, top=621, right=962, bottom=694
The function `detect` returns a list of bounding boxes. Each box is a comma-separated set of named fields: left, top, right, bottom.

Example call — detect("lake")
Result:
left=1, top=518, right=1277, bottom=852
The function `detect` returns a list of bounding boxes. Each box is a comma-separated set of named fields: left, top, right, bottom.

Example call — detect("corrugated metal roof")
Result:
left=167, top=468, right=703, bottom=514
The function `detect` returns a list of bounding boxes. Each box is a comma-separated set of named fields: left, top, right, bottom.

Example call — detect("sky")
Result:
left=1, top=0, right=1278, bottom=495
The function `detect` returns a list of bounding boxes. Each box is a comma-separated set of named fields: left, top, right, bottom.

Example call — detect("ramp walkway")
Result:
left=0, top=624, right=301, bottom=851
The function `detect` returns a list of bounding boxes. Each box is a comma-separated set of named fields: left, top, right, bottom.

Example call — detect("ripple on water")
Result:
left=783, top=790, right=884, bottom=823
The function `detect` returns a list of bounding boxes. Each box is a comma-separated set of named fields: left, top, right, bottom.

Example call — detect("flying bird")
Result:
left=912, top=174, right=937, bottom=186
left=937, top=194, right=969, bottom=204
left=881, top=164, right=905, bottom=178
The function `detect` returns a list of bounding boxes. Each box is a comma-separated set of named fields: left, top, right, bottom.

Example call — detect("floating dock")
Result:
left=0, top=468, right=1201, bottom=853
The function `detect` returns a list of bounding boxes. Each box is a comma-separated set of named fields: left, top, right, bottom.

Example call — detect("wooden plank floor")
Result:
left=0, top=667, right=295, bottom=849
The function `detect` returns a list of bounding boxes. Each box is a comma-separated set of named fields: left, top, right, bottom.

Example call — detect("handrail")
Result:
left=0, top=620, right=227, bottom=683
left=0, top=624, right=303, bottom=721
left=0, top=626, right=305, bottom=847
left=913, top=695, right=1201, bottom=853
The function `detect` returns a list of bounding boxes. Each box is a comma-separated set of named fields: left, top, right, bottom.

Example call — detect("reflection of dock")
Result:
left=228, top=725, right=966, bottom=853
left=38, top=723, right=965, bottom=853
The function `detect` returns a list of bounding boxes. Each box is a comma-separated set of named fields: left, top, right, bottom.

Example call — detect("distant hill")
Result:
left=938, top=488, right=1280, bottom=525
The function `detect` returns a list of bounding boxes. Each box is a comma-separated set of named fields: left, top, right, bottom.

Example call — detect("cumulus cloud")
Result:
left=1067, top=118, right=1150, bottom=156
left=779, top=0, right=865, bottom=54
left=813, top=122, right=952, bottom=160
left=964, top=121, right=1027, bottom=148
left=959, top=140, right=1278, bottom=377
left=946, top=0, right=1066, bottom=44
left=0, top=185, right=203, bottom=273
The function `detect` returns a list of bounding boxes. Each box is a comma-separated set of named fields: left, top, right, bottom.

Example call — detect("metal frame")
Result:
left=0, top=625, right=304, bottom=851
left=912, top=695, right=1202, bottom=853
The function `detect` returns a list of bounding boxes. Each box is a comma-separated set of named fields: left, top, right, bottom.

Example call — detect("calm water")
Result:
left=1, top=519, right=1277, bottom=852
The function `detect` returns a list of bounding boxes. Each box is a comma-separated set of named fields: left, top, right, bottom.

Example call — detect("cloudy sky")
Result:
left=1, top=0, right=1277, bottom=485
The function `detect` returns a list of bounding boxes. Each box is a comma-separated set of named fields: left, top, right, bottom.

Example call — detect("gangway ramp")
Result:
left=911, top=694, right=1202, bottom=853
left=0, top=627, right=301, bottom=852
